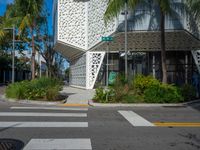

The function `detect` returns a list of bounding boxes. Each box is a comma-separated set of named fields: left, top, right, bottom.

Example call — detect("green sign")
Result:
left=109, top=71, right=117, bottom=85
left=101, top=36, right=113, bottom=42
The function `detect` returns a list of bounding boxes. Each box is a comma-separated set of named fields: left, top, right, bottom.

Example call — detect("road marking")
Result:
left=118, top=111, right=155, bottom=127
left=11, top=106, right=88, bottom=111
left=0, top=112, right=87, bottom=117
left=154, top=122, right=200, bottom=127
left=23, top=139, right=92, bottom=150
left=0, top=122, right=88, bottom=128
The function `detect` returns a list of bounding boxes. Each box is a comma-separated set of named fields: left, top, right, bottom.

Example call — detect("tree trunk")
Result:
left=160, top=10, right=167, bottom=83
left=31, top=26, right=35, bottom=80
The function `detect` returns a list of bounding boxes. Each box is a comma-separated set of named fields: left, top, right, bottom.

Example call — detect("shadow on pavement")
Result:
left=179, top=133, right=200, bottom=149
left=187, top=100, right=200, bottom=112
left=0, top=138, right=24, bottom=150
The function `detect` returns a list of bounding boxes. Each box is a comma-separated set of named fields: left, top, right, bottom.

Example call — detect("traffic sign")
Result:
left=101, top=36, right=113, bottom=42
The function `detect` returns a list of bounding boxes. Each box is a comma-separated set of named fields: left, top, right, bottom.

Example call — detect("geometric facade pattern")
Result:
left=57, top=0, right=116, bottom=50
left=191, top=50, right=200, bottom=74
left=70, top=52, right=105, bottom=89
left=92, top=31, right=200, bottom=52
left=70, top=54, right=86, bottom=87
left=186, top=16, right=200, bottom=40
left=86, top=52, right=105, bottom=89
left=58, top=0, right=87, bottom=49
left=87, top=0, right=116, bottom=49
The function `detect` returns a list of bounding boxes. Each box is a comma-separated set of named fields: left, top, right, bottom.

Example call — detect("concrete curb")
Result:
left=0, top=94, right=65, bottom=106
left=88, top=99, right=200, bottom=107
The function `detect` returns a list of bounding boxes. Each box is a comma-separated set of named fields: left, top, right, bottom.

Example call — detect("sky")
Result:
left=0, top=0, right=53, bottom=35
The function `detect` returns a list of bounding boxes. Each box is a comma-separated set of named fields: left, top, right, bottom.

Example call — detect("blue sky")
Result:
left=0, top=0, right=53, bottom=35
left=0, top=0, right=13, bottom=15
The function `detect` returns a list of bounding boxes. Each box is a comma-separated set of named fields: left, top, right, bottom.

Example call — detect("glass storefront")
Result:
left=95, top=51, right=196, bottom=87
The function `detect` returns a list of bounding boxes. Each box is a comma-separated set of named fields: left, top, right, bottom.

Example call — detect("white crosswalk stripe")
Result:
left=0, top=112, right=87, bottom=117
left=11, top=106, right=88, bottom=111
left=0, top=122, right=88, bottom=127
left=23, top=139, right=92, bottom=150
left=118, top=110, right=155, bottom=127
left=0, top=106, right=92, bottom=149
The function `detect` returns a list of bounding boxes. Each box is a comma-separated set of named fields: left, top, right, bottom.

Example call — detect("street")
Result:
left=0, top=100, right=199, bottom=150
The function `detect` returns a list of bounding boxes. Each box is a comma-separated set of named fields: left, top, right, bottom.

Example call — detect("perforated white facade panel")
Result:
left=58, top=0, right=87, bottom=49
left=57, top=0, right=116, bottom=50
left=87, top=0, right=116, bottom=49
left=86, top=52, right=105, bottom=89
left=70, top=52, right=105, bottom=89
left=70, top=54, right=86, bottom=87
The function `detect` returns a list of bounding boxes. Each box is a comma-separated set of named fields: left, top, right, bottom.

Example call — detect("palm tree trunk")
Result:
left=160, top=10, right=167, bottom=83
left=31, top=26, right=35, bottom=80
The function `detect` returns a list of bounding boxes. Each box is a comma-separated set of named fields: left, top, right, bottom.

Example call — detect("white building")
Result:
left=53, top=0, right=200, bottom=89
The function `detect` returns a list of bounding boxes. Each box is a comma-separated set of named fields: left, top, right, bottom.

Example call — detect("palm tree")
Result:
left=187, top=0, right=200, bottom=21
left=14, top=0, right=44, bottom=80
left=104, top=0, right=173, bottom=83
left=0, top=4, right=16, bottom=44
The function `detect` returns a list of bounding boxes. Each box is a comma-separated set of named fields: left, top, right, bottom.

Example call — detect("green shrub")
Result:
left=6, top=81, right=30, bottom=99
left=93, top=87, right=106, bottom=102
left=133, top=74, right=160, bottom=95
left=121, top=93, right=144, bottom=103
left=144, top=84, right=184, bottom=103
left=93, top=74, right=185, bottom=104
left=93, top=87, right=115, bottom=103
left=180, top=84, right=195, bottom=101
left=5, top=77, right=62, bottom=101
left=46, top=86, right=60, bottom=101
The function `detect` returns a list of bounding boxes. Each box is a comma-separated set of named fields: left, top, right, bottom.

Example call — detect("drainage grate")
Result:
left=0, top=139, right=24, bottom=150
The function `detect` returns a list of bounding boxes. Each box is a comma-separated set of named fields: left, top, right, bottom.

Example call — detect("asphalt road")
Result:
left=0, top=100, right=200, bottom=150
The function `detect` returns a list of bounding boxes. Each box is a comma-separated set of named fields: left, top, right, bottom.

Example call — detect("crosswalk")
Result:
left=0, top=106, right=92, bottom=150
left=118, top=110, right=200, bottom=127
left=118, top=110, right=155, bottom=127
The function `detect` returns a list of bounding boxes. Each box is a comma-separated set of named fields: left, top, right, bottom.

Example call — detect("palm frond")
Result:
left=187, top=0, right=200, bottom=20
left=104, top=0, right=125, bottom=23
left=156, top=0, right=171, bottom=12
left=18, top=14, right=32, bottom=35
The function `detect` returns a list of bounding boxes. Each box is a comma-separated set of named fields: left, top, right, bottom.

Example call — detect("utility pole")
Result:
left=12, top=25, right=15, bottom=83
left=106, top=42, right=109, bottom=87
left=125, top=0, right=128, bottom=80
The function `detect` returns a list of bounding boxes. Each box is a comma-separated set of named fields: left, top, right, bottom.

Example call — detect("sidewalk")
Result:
left=60, top=86, right=95, bottom=105
left=0, top=85, right=94, bottom=106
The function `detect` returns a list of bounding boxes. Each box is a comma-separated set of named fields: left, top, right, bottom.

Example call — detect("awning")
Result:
left=53, top=41, right=85, bottom=61
left=91, top=30, right=200, bottom=52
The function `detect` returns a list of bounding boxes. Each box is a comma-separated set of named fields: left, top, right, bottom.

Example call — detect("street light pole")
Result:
left=106, top=42, right=109, bottom=87
left=12, top=25, right=15, bottom=83
left=125, top=0, right=128, bottom=80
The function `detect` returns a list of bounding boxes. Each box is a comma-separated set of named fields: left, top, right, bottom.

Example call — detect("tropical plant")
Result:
left=133, top=74, right=160, bottom=94
left=144, top=83, right=184, bottom=103
left=104, top=0, right=184, bottom=83
left=13, top=0, right=45, bottom=80
left=187, top=0, right=200, bottom=21
left=0, top=4, right=16, bottom=49
left=33, top=7, right=66, bottom=78
left=6, top=77, right=62, bottom=101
